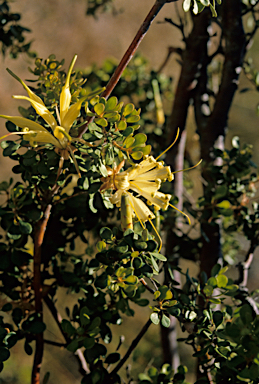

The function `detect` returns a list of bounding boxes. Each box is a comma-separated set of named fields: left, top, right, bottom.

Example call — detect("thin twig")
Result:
left=140, top=278, right=156, bottom=294
left=157, top=46, right=183, bottom=74
left=78, top=0, right=178, bottom=138
left=108, top=319, right=152, bottom=379
left=31, top=204, right=52, bottom=384
left=236, top=237, right=259, bottom=287
left=44, top=295, right=68, bottom=342
left=44, top=295, right=90, bottom=374
left=44, top=339, right=66, bottom=347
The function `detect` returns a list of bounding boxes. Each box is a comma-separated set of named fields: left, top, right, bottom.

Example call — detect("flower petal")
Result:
left=0, top=115, right=49, bottom=132
left=129, top=180, right=160, bottom=194
left=128, top=193, right=155, bottom=222
left=7, top=68, right=47, bottom=106
left=13, top=96, right=57, bottom=130
left=62, top=96, right=87, bottom=131
left=130, top=183, right=171, bottom=210
left=132, top=166, right=173, bottom=182
left=60, top=55, right=77, bottom=123
left=25, top=131, right=62, bottom=147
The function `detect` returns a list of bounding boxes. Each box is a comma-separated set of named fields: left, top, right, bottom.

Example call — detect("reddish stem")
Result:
left=31, top=204, right=52, bottom=384
left=78, top=0, right=176, bottom=138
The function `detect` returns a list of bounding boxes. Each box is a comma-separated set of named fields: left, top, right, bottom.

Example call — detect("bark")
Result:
left=162, top=0, right=247, bottom=374
left=199, top=0, right=246, bottom=275
left=162, top=9, right=211, bottom=369
left=31, top=204, right=52, bottom=384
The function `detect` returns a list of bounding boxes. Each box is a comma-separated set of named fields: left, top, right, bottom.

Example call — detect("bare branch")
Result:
left=108, top=319, right=152, bottom=379
left=78, top=0, right=179, bottom=137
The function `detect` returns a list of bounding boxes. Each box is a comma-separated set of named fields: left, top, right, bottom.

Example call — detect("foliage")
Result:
left=0, top=0, right=36, bottom=58
left=85, top=0, right=118, bottom=17
left=2, top=1, right=259, bottom=384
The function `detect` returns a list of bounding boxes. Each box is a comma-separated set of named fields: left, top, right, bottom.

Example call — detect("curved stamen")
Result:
left=173, top=159, right=202, bottom=174
left=169, top=203, right=191, bottom=225
left=148, top=218, right=162, bottom=252
left=156, top=128, right=180, bottom=161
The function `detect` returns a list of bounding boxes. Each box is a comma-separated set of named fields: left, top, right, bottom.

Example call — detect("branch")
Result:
left=200, top=0, right=246, bottom=161
left=108, top=319, right=152, bottom=379
left=44, top=339, right=66, bottom=347
left=44, top=294, right=90, bottom=375
left=31, top=204, right=52, bottom=384
left=140, top=278, right=156, bottom=294
left=235, top=239, right=259, bottom=315
left=236, top=238, right=259, bottom=287
left=242, top=0, right=259, bottom=16
left=44, top=295, right=68, bottom=343
left=78, top=0, right=179, bottom=137
left=157, top=46, right=183, bottom=74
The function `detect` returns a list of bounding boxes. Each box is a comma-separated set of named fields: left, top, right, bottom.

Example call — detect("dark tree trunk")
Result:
left=162, top=0, right=247, bottom=375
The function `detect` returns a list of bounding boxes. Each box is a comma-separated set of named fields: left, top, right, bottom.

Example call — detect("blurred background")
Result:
left=1, top=1, right=259, bottom=383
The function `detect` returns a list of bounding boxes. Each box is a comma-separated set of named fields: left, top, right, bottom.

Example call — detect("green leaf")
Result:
left=100, top=227, right=113, bottom=241
left=203, top=285, right=214, bottom=297
left=117, top=121, right=127, bottom=130
left=209, top=297, right=221, bottom=304
left=67, top=339, right=79, bottom=353
left=124, top=136, right=135, bottom=148
left=150, top=254, right=159, bottom=273
left=122, top=127, right=134, bottom=137
left=135, top=298, right=149, bottom=307
left=115, top=245, right=128, bottom=253
left=213, top=311, right=224, bottom=327
left=25, top=321, right=46, bottom=334
left=126, top=115, right=140, bottom=123
left=105, top=96, right=118, bottom=110
left=96, top=241, right=106, bottom=252
left=240, top=304, right=255, bottom=325
left=2, top=303, right=12, bottom=312
left=211, top=264, right=221, bottom=277
left=132, top=133, right=147, bottom=147
left=216, top=274, right=228, bottom=288
left=183, top=0, right=191, bottom=12
left=150, top=252, right=167, bottom=261
left=61, top=319, right=76, bottom=337
left=43, top=372, right=50, bottom=384
left=216, top=200, right=232, bottom=209
left=0, top=347, right=10, bottom=362
left=94, top=103, right=105, bottom=115
left=95, top=117, right=107, bottom=127
left=80, top=307, right=91, bottom=326
left=18, top=220, right=32, bottom=234
left=207, top=277, right=217, bottom=287
left=124, top=275, right=138, bottom=285
left=161, top=314, right=170, bottom=328
left=24, top=341, right=33, bottom=355
left=150, top=312, right=160, bottom=325
left=123, top=103, right=134, bottom=116
left=131, top=151, right=143, bottom=160
left=2, top=141, right=20, bottom=157
left=141, top=145, right=152, bottom=156
left=105, top=352, right=120, bottom=364
left=213, top=185, right=228, bottom=200
left=83, top=338, right=95, bottom=349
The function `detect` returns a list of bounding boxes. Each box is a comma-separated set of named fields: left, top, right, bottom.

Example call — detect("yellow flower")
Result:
left=0, top=55, right=88, bottom=175
left=100, top=153, right=193, bottom=228
left=101, top=156, right=173, bottom=222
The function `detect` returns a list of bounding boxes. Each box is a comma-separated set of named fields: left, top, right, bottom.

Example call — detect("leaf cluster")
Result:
left=0, top=0, right=36, bottom=58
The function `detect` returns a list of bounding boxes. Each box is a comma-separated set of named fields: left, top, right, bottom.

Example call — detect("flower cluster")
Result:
left=0, top=55, right=89, bottom=175
left=100, top=155, right=175, bottom=223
